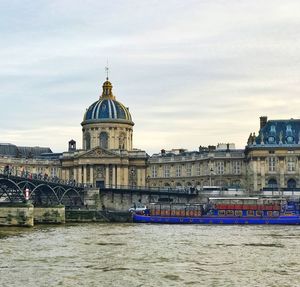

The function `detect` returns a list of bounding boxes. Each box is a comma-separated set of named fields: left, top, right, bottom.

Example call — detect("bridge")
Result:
left=0, top=170, right=85, bottom=208
left=0, top=169, right=198, bottom=208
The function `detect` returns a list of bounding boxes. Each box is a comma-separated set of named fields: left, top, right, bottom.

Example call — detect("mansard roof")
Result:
left=0, top=143, right=53, bottom=158
left=247, top=118, right=300, bottom=148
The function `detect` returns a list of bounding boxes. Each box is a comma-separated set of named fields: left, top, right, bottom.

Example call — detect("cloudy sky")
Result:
left=1, top=0, right=300, bottom=154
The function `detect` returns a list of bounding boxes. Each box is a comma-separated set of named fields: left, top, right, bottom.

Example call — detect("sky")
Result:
left=1, top=0, right=300, bottom=155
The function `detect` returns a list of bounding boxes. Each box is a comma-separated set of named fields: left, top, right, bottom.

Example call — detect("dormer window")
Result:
left=268, top=136, right=275, bottom=143
left=270, top=125, right=276, bottom=133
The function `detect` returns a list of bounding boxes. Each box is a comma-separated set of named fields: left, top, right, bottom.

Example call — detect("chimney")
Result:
left=260, top=116, right=268, bottom=129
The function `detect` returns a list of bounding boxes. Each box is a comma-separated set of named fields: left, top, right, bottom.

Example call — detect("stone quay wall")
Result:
left=34, top=206, right=65, bottom=224
left=0, top=204, right=34, bottom=227
left=93, top=189, right=204, bottom=212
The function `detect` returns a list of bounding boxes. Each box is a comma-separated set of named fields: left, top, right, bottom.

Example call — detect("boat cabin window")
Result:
left=247, top=210, right=255, bottom=216
left=256, top=210, right=262, bottom=216
left=235, top=210, right=243, bottom=216
left=218, top=210, right=225, bottom=216
left=226, top=210, right=234, bottom=216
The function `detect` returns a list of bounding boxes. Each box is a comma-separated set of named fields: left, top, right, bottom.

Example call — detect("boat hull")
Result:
left=133, top=214, right=300, bottom=225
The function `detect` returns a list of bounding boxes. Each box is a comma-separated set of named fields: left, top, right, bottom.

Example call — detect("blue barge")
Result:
left=132, top=197, right=300, bottom=225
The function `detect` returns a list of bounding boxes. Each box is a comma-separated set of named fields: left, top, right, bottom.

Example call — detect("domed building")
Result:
left=82, top=79, right=134, bottom=151
left=60, top=78, right=148, bottom=188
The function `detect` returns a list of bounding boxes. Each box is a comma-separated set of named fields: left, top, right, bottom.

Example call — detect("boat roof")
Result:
left=209, top=197, right=285, bottom=201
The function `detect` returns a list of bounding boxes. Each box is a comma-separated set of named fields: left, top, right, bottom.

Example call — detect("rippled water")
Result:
left=0, top=223, right=300, bottom=287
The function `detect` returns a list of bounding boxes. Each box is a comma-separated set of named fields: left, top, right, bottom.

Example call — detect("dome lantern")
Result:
left=101, top=80, right=115, bottom=100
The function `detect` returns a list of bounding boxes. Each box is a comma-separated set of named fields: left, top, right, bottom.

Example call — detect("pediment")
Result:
left=76, top=147, right=121, bottom=159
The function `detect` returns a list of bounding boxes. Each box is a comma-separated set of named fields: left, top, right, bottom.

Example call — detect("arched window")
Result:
left=287, top=178, right=296, bottom=189
left=99, top=132, right=108, bottom=149
left=268, top=178, right=278, bottom=188
left=85, top=133, right=91, bottom=150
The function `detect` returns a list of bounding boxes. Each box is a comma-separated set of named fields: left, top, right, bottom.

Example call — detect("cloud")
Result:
left=1, top=0, right=300, bottom=154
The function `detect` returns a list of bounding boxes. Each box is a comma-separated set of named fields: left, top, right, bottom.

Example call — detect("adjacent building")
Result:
left=245, top=117, right=300, bottom=192
left=147, top=144, right=245, bottom=190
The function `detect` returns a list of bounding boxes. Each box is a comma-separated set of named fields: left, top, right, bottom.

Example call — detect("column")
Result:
left=117, top=166, right=121, bottom=187
left=112, top=165, right=116, bottom=188
left=279, top=158, right=285, bottom=188
left=90, top=165, right=94, bottom=185
left=61, top=169, right=65, bottom=181
left=124, top=167, right=129, bottom=187
left=83, top=165, right=87, bottom=184
left=78, top=166, right=82, bottom=184
left=136, top=168, right=140, bottom=187
left=253, top=160, right=258, bottom=192
left=261, top=160, right=265, bottom=189
left=105, top=166, right=109, bottom=187
left=73, top=167, right=77, bottom=182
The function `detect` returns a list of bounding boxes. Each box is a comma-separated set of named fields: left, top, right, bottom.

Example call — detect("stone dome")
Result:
left=82, top=79, right=133, bottom=125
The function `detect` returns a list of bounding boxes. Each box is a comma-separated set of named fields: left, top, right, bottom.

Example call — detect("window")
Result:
left=163, top=165, right=170, bottom=178
left=226, top=210, right=234, bottom=216
left=247, top=210, right=254, bottom=216
left=99, top=132, right=108, bottom=149
left=287, top=157, right=296, bottom=172
left=216, top=162, right=224, bottom=175
left=218, top=210, right=225, bottom=216
left=233, top=161, right=241, bottom=174
left=195, top=163, right=201, bottom=176
left=176, top=165, right=182, bottom=177
left=235, top=210, right=243, bottom=216
left=287, top=178, right=296, bottom=189
left=268, top=157, right=276, bottom=172
left=186, top=164, right=192, bottom=176
left=151, top=166, right=157, bottom=178
left=256, top=210, right=262, bottom=217
left=268, top=178, right=278, bottom=188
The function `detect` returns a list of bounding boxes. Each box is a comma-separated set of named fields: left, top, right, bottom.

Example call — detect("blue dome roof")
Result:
left=82, top=79, right=133, bottom=125
left=83, top=98, right=132, bottom=123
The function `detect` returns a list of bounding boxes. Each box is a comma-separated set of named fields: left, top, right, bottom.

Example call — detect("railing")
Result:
left=102, top=184, right=199, bottom=194
left=0, top=168, right=85, bottom=189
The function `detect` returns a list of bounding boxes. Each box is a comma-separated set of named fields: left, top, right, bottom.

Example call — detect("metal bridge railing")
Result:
left=0, top=168, right=85, bottom=189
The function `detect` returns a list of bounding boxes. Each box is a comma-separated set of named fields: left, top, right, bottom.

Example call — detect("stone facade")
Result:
left=245, top=117, right=300, bottom=192
left=59, top=78, right=148, bottom=188
left=147, top=145, right=245, bottom=190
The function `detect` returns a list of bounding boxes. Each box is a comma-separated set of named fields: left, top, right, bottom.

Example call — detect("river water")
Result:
left=0, top=223, right=299, bottom=287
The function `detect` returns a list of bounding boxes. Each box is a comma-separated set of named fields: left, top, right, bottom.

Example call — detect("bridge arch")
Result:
left=0, top=177, right=25, bottom=202
left=60, top=188, right=84, bottom=207
left=30, top=184, right=60, bottom=206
